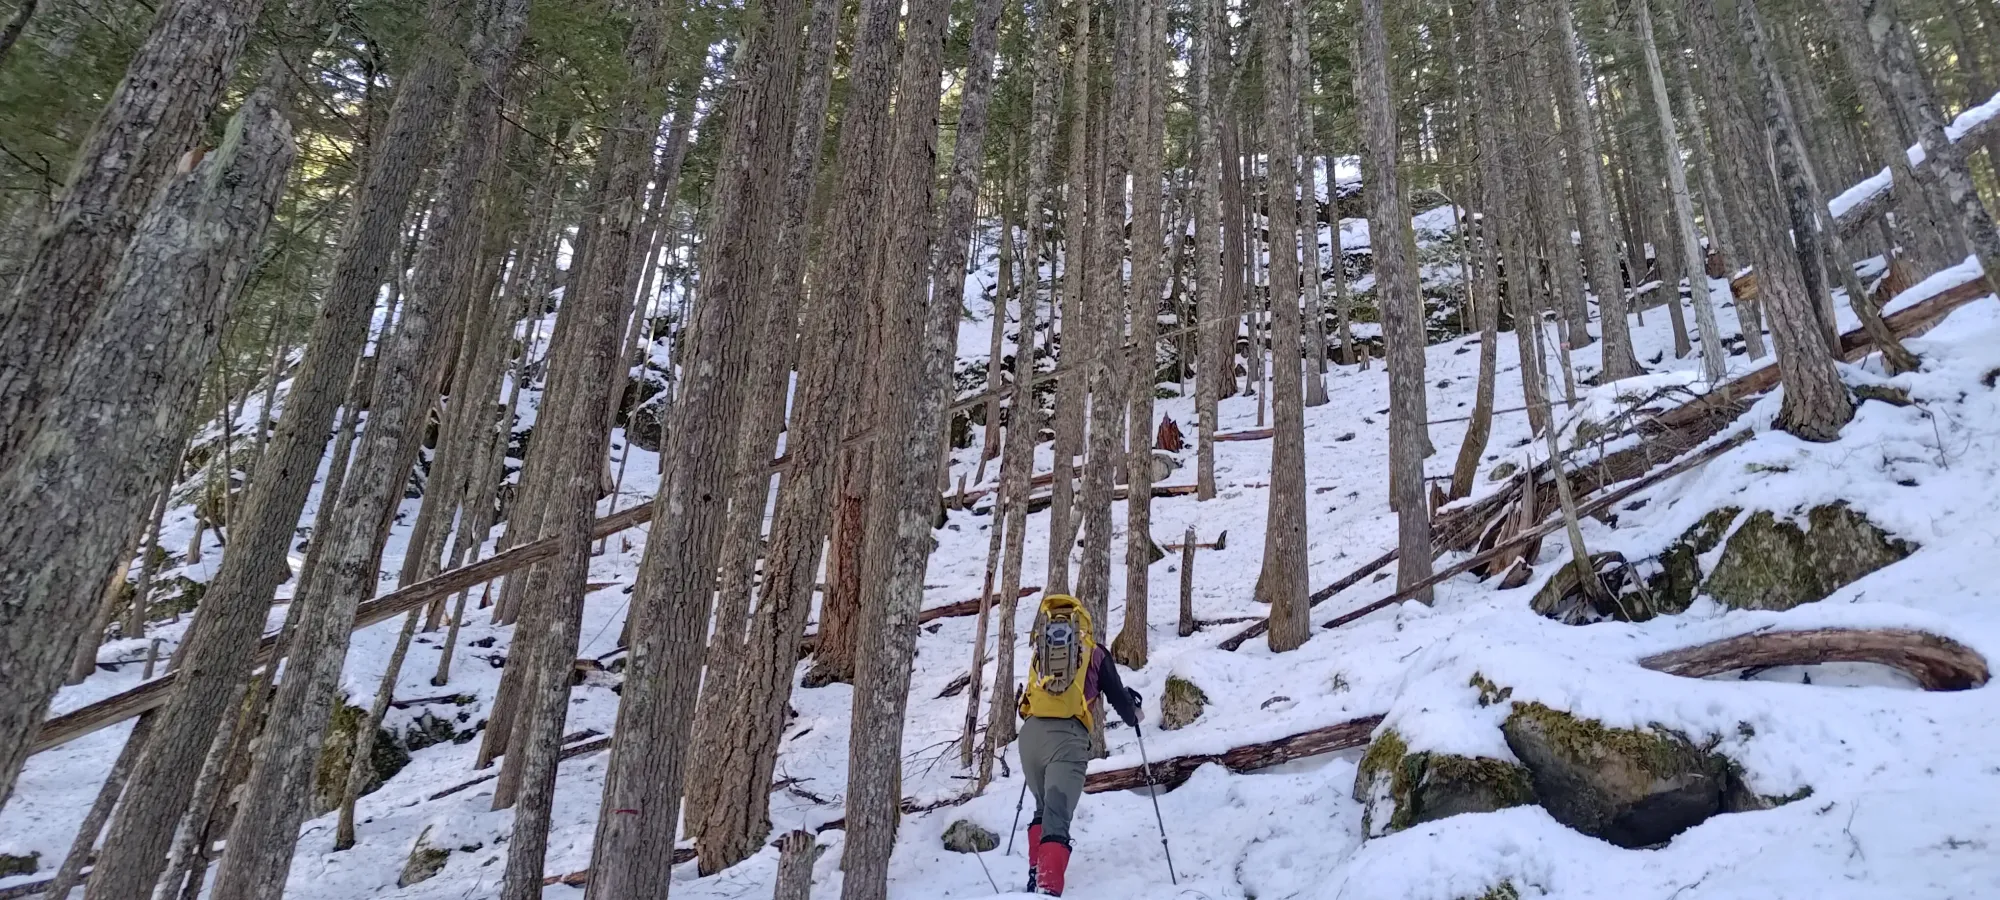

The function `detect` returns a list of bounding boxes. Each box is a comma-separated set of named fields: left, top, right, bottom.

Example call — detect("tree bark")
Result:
left=1555, top=0, right=1638, bottom=379
left=0, top=64, right=295, bottom=820
left=1452, top=0, right=1511, bottom=502
left=1257, top=0, right=1311, bottom=651
left=1359, top=0, right=1435, bottom=605
left=1853, top=0, right=2000, bottom=297
left=1683, top=0, right=1854, bottom=441
left=1635, top=0, right=1727, bottom=385
left=579, top=0, right=801, bottom=891
left=1114, top=0, right=1165, bottom=668
left=0, top=0, right=268, bottom=472
left=82, top=4, right=465, bottom=890
left=1046, top=0, right=1095, bottom=593
left=838, top=0, right=952, bottom=884
left=1193, top=0, right=1225, bottom=501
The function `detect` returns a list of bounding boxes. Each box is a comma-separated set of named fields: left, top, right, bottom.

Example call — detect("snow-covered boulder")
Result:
left=1352, top=728, right=1534, bottom=839
left=1499, top=702, right=1728, bottom=848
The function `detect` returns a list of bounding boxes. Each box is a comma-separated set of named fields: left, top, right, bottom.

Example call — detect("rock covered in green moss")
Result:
left=1500, top=703, right=1727, bottom=848
left=399, top=827, right=452, bottom=887
left=312, top=698, right=412, bottom=816
left=1646, top=507, right=1742, bottom=615
left=1160, top=675, right=1209, bottom=731
left=1460, top=883, right=1522, bottom=900
left=1702, top=504, right=1915, bottom=611
left=941, top=819, right=999, bottom=853
left=1352, top=729, right=1534, bottom=839
left=0, top=850, right=39, bottom=878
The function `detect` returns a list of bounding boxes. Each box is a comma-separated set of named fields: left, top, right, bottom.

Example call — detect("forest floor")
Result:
left=7, top=221, right=2000, bottom=899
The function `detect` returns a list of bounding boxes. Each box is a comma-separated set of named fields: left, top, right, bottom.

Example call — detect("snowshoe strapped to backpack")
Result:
left=1019, top=595, right=1097, bottom=726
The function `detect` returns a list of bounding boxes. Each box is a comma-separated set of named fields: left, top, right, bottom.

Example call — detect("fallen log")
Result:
left=1435, top=268, right=1993, bottom=553
left=1321, top=431, right=1753, bottom=632
left=1217, top=548, right=1398, bottom=651
left=796, top=585, right=1042, bottom=654
left=32, top=503, right=660, bottom=755
left=1829, top=89, right=2000, bottom=238
left=1638, top=627, right=1989, bottom=692
left=1083, top=714, right=1385, bottom=793
left=1214, top=427, right=1274, bottom=442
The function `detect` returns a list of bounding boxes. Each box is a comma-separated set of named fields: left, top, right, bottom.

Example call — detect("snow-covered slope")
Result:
left=7, top=230, right=2000, bottom=900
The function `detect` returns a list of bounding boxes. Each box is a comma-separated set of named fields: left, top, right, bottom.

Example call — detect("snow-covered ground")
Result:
left=7, top=214, right=2000, bottom=900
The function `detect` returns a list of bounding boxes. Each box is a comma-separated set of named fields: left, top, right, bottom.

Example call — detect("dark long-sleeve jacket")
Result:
left=1082, top=646, right=1141, bottom=727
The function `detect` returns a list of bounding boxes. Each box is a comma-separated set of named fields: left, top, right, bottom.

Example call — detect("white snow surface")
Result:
left=1827, top=88, right=2000, bottom=219
left=9, top=237, right=2000, bottom=900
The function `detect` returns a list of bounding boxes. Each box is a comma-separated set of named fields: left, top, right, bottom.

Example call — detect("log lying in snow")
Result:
left=797, top=585, right=1042, bottom=654
left=1639, top=627, right=1990, bottom=691
left=1213, top=427, right=1274, bottom=442
left=1083, top=714, right=1386, bottom=793
left=1317, top=431, right=1754, bottom=633
left=32, top=503, right=660, bottom=755
left=1829, top=90, right=2000, bottom=238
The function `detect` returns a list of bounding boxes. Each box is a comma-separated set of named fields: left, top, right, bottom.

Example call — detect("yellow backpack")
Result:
left=1018, top=594, right=1097, bottom=727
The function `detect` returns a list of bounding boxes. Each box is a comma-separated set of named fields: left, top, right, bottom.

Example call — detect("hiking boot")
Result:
left=1035, top=837, right=1071, bottom=896
left=1025, top=822, right=1043, bottom=891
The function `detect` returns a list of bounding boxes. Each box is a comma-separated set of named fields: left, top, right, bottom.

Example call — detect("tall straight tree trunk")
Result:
left=1519, top=1, right=1593, bottom=353
left=1297, top=46, right=1332, bottom=407
left=1113, top=0, right=1164, bottom=668
left=0, top=0, right=268, bottom=473
left=579, top=0, right=804, bottom=893
left=1555, top=0, right=1638, bottom=379
left=1046, top=0, right=1095, bottom=593
left=1853, top=0, right=2000, bottom=296
left=1635, top=0, right=1727, bottom=385
left=1683, top=0, right=1854, bottom=440
left=1192, top=0, right=1224, bottom=501
left=838, top=0, right=952, bottom=884
left=1453, top=0, right=1510, bottom=501
left=986, top=0, right=1062, bottom=763
left=0, top=55, right=294, bottom=812
left=83, top=3, right=467, bottom=891
left=684, top=0, right=839, bottom=834
left=1671, top=49, right=1768, bottom=359
left=1359, top=0, right=1434, bottom=604
left=1258, top=0, right=1310, bottom=651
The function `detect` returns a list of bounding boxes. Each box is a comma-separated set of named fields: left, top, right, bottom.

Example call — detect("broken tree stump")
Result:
left=1178, top=526, right=1197, bottom=638
left=1083, top=714, right=1385, bottom=793
left=773, top=831, right=817, bottom=900
left=1638, top=627, right=1989, bottom=691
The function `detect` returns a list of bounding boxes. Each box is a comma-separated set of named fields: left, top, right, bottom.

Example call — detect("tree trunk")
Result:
left=1453, top=1, right=1511, bottom=502
left=82, top=4, right=466, bottom=890
left=579, top=0, right=802, bottom=891
left=1635, top=0, right=1727, bottom=385
left=1360, top=0, right=1435, bottom=604
left=684, top=0, right=837, bottom=833
left=125, top=473, right=176, bottom=640
left=1854, top=0, right=2000, bottom=297
left=838, top=0, right=952, bottom=885
left=1555, top=0, right=1638, bottom=379
left=1046, top=0, right=1095, bottom=594
left=986, top=0, right=1063, bottom=766
left=1257, top=0, right=1311, bottom=651
left=0, top=65, right=294, bottom=821
left=1682, top=0, right=1854, bottom=441
left=0, top=0, right=267, bottom=472
left=1192, top=0, right=1224, bottom=501
left=1114, top=0, right=1164, bottom=669
left=1824, top=0, right=1957, bottom=277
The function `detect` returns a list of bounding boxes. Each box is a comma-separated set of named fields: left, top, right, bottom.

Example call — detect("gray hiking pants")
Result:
left=1020, top=715, right=1092, bottom=843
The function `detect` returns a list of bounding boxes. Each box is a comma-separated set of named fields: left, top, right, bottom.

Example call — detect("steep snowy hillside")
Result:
left=6, top=226, right=1999, bottom=900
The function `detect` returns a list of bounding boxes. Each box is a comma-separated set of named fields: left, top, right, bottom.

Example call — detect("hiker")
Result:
left=1017, top=594, right=1144, bottom=897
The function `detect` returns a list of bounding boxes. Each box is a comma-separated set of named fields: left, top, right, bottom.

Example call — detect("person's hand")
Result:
left=1127, top=687, right=1143, bottom=712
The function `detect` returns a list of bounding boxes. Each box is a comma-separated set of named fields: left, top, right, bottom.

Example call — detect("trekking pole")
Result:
left=1005, top=778, right=1028, bottom=855
left=1133, top=725, right=1178, bottom=884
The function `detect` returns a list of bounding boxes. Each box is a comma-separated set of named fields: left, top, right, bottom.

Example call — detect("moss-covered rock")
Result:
left=399, top=827, right=452, bottom=887
left=1646, top=507, right=1741, bottom=615
left=0, top=850, right=39, bottom=878
left=1160, top=676, right=1208, bottom=731
left=941, top=819, right=999, bottom=853
left=1352, top=729, right=1534, bottom=839
left=1500, top=703, right=1727, bottom=848
left=1460, top=883, right=1522, bottom=900
left=149, top=575, right=207, bottom=619
left=1702, top=504, right=1916, bottom=611
left=1720, top=761, right=1813, bottom=814
left=312, top=699, right=411, bottom=816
